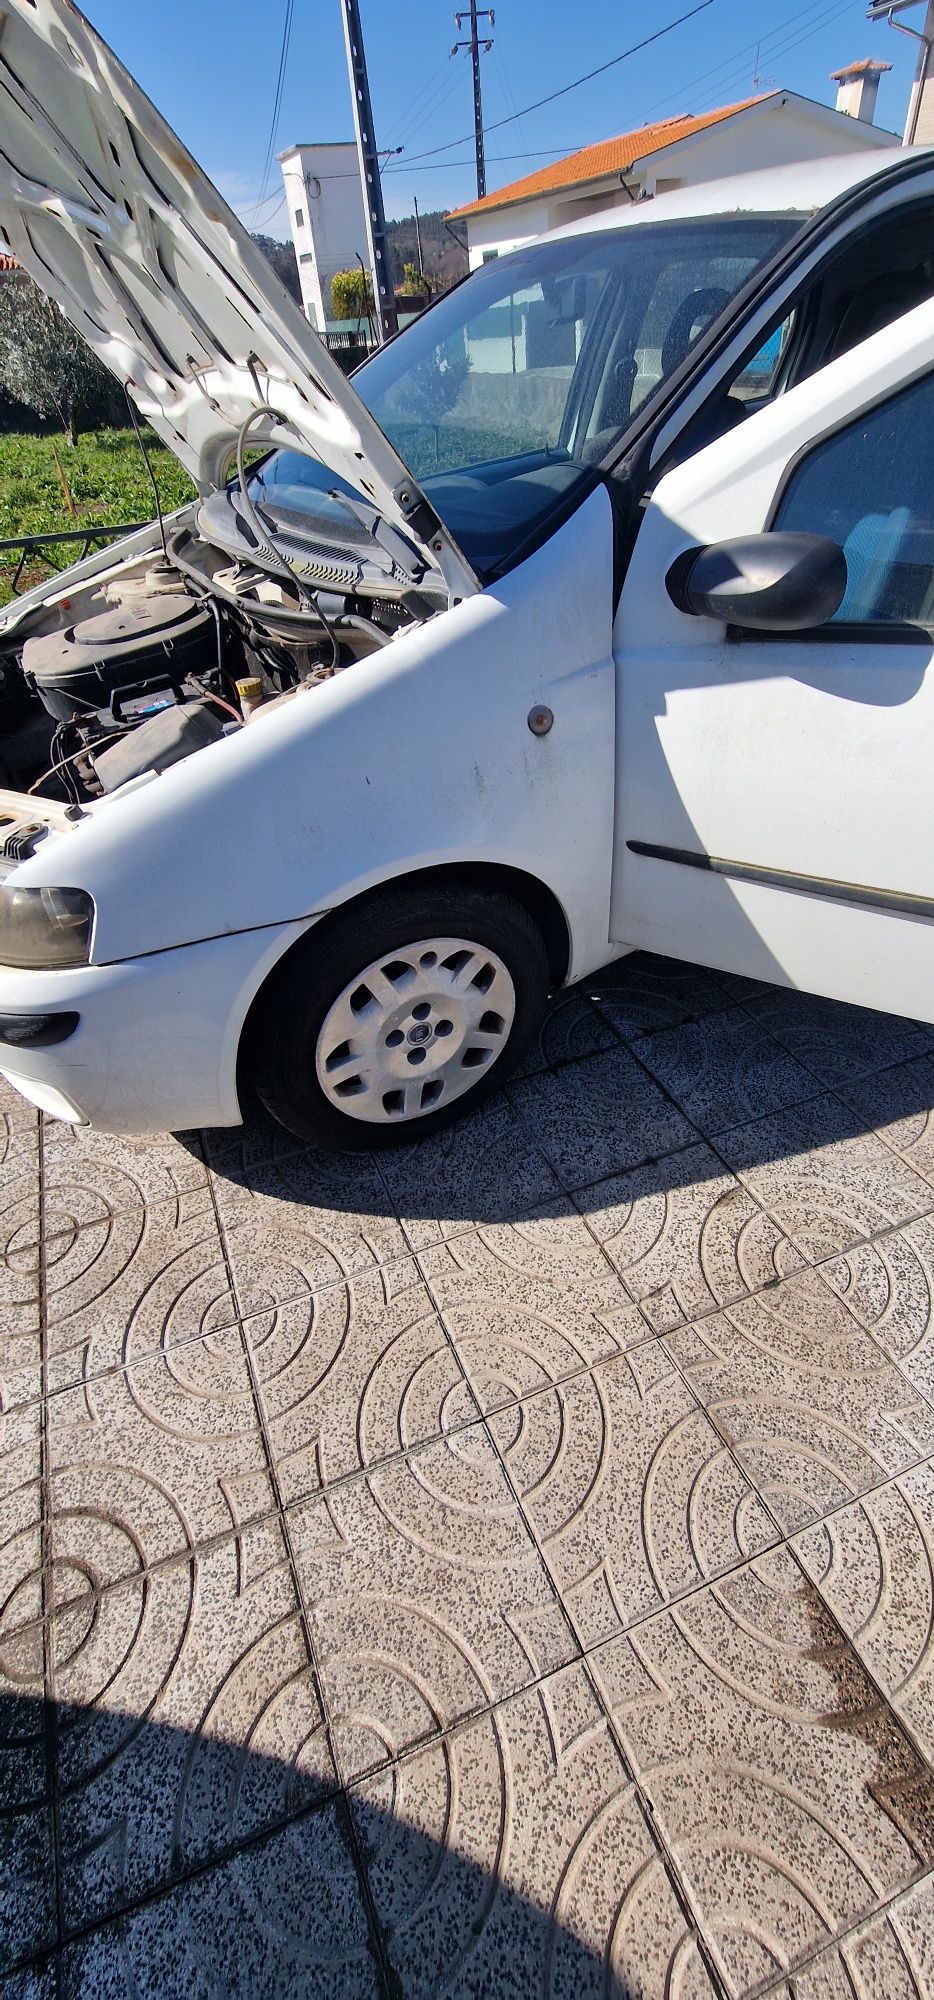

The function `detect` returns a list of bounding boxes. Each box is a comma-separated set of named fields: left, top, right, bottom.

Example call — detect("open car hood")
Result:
left=0, top=0, right=477, bottom=599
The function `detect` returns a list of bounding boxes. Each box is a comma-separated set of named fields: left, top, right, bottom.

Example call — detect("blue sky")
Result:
left=81, top=0, right=919, bottom=230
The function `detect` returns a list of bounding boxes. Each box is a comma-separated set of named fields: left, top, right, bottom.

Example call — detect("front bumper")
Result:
left=0, top=917, right=316, bottom=1132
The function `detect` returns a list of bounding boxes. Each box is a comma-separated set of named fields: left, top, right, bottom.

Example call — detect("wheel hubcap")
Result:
left=315, top=934, right=517, bottom=1125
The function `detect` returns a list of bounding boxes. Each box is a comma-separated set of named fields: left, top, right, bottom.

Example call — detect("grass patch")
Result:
left=0, top=427, right=196, bottom=605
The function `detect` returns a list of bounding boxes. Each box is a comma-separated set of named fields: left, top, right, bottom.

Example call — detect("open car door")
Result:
left=611, top=290, right=934, bottom=1023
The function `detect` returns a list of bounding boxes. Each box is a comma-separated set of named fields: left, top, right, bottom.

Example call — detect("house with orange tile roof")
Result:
left=447, top=83, right=896, bottom=268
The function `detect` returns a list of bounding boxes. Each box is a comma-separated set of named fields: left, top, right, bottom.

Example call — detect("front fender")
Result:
left=15, top=487, right=618, bottom=981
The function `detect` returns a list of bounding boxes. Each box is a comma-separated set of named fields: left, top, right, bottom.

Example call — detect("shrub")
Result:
left=330, top=267, right=374, bottom=321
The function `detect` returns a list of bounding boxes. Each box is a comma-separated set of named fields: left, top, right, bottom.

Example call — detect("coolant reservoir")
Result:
left=235, top=676, right=264, bottom=722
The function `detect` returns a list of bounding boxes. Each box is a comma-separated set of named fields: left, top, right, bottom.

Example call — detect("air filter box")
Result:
left=90, top=699, right=225, bottom=793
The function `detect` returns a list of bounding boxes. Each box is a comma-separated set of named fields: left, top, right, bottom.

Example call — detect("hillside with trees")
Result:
left=251, top=210, right=467, bottom=308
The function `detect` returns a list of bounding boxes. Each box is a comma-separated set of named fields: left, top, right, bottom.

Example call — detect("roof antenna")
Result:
left=124, top=386, right=168, bottom=564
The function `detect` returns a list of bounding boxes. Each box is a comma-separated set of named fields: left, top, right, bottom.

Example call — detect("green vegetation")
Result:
left=398, top=262, right=429, bottom=298
left=0, top=428, right=196, bottom=605
left=331, top=268, right=374, bottom=321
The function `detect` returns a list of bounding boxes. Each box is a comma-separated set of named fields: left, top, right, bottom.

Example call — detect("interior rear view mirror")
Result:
left=666, top=531, right=847, bottom=632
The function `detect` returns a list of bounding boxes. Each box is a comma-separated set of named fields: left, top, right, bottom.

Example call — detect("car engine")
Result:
left=0, top=492, right=441, bottom=812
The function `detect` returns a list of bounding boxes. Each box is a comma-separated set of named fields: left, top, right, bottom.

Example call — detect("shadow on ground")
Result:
left=0, top=1686, right=681, bottom=1997
left=186, top=950, right=934, bottom=1242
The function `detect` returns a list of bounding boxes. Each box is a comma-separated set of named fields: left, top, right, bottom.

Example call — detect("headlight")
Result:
left=0, top=886, right=94, bottom=969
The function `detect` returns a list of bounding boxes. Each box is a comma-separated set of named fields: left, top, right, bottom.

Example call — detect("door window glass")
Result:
left=773, top=372, right=934, bottom=629
left=730, top=311, right=795, bottom=403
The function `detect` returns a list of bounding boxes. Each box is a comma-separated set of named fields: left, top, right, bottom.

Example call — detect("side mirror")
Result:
left=666, top=531, right=847, bottom=632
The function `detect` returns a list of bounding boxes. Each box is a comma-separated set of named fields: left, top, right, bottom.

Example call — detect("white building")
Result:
left=448, top=85, right=896, bottom=268
left=278, top=143, right=370, bottom=329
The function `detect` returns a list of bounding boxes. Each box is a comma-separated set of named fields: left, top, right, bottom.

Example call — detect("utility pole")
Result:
left=341, top=0, right=398, bottom=341
left=452, top=3, right=495, bottom=201
left=413, top=193, right=424, bottom=278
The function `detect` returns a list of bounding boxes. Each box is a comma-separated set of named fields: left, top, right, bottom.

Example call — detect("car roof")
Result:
left=539, top=146, right=931, bottom=245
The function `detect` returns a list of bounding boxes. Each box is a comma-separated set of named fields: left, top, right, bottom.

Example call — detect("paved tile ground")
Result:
left=4, top=950, right=934, bottom=1995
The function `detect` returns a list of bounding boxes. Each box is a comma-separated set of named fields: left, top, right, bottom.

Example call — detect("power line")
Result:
left=629, top=0, right=854, bottom=126
left=399, top=51, right=470, bottom=152
left=493, top=40, right=533, bottom=162
left=248, top=0, right=295, bottom=221
left=399, top=0, right=714, bottom=167
left=382, top=49, right=457, bottom=149
left=383, top=148, right=588, bottom=174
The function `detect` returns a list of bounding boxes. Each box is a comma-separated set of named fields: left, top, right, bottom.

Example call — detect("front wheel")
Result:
left=249, top=884, right=551, bottom=1148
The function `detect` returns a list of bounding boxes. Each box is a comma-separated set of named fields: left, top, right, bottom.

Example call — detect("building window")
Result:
left=294, top=207, right=304, bottom=230
left=299, top=252, right=313, bottom=265
left=482, top=249, right=498, bottom=263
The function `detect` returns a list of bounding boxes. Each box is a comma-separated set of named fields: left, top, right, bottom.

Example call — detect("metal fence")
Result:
left=0, top=521, right=149, bottom=595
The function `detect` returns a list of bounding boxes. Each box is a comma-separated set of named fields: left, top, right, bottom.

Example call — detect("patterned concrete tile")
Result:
left=0, top=1122, right=38, bottom=1205
left=376, top=1092, right=561, bottom=1250
left=593, top=1546, right=934, bottom=1998
left=220, top=1222, right=417, bottom=1342
left=717, top=1095, right=934, bottom=1261
left=665, top=1272, right=934, bottom=1532
left=787, top=1872, right=934, bottom=1998
left=212, top=1144, right=408, bottom=1287
left=39, top=1205, right=237, bottom=1400
left=44, top=1334, right=277, bottom=1583
left=0, top=1405, right=43, bottom=1647
left=419, top=1260, right=649, bottom=1415
left=514, top=981, right=618, bottom=1077
left=1, top=1960, right=58, bottom=1997
left=664, top=1280, right=934, bottom=1528
left=796, top=1461, right=934, bottom=1767
left=823, top=1215, right=934, bottom=1400
left=0, top=1799, right=55, bottom=1976
left=0, top=1138, right=41, bottom=1394
left=201, top=1102, right=316, bottom=1177
left=416, top=1194, right=620, bottom=1296
left=510, top=1045, right=695, bottom=1191
left=574, top=1141, right=804, bottom=1333
left=352, top=1659, right=715, bottom=1998
left=57, top=1800, right=379, bottom=1998
left=743, top=990, right=933, bottom=1091
left=835, top=1053, right=934, bottom=1189
left=487, top=1343, right=777, bottom=1651
left=0, top=1604, right=55, bottom=1975
left=236, top=1263, right=479, bottom=1502
left=631, top=1007, right=818, bottom=1138
left=9, top=960, right=934, bottom=1995
left=587, top=950, right=729, bottom=1041
left=41, top=1122, right=209, bottom=1218
left=289, top=1425, right=576, bottom=1782
left=46, top=1524, right=335, bottom=1931
left=0, top=1073, right=38, bottom=1131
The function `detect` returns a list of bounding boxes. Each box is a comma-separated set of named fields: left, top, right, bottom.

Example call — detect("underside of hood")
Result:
left=0, top=0, right=477, bottom=598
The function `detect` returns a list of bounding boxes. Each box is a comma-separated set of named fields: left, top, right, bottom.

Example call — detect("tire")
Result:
left=248, top=883, right=551, bottom=1149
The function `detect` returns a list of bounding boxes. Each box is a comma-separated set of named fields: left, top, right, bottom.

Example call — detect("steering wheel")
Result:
left=660, top=286, right=734, bottom=379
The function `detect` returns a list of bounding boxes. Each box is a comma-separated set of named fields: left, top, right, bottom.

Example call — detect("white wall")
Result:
left=462, top=95, right=895, bottom=268
left=279, top=144, right=370, bottom=329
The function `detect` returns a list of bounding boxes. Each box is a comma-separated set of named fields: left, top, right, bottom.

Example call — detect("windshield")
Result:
left=253, top=214, right=799, bottom=578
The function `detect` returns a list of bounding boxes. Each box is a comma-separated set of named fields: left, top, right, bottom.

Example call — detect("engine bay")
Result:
left=0, top=489, right=444, bottom=826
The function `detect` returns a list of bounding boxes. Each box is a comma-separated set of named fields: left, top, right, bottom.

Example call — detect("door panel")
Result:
left=611, top=293, right=934, bottom=1021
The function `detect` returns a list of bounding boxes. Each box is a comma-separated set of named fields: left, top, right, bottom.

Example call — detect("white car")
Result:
left=0, top=0, right=933, bottom=1149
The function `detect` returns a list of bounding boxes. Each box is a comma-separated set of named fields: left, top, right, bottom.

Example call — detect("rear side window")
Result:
left=773, top=372, right=934, bottom=630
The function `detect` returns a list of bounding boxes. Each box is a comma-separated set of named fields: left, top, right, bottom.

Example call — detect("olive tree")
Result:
left=0, top=276, right=116, bottom=444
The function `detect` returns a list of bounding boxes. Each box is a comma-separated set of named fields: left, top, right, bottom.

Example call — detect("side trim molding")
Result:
left=626, top=841, right=934, bottom=923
